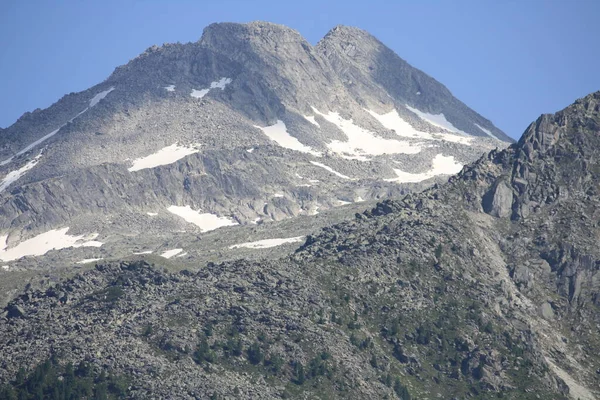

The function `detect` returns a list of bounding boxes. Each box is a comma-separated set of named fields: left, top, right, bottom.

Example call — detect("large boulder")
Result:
left=483, top=179, right=514, bottom=218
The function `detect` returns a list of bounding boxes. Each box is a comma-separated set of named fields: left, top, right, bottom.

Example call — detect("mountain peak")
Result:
left=517, top=90, right=600, bottom=159
left=322, top=24, right=373, bottom=39
left=200, top=21, right=307, bottom=48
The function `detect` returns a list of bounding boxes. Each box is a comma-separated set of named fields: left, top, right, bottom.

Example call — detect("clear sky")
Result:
left=1, top=0, right=599, bottom=139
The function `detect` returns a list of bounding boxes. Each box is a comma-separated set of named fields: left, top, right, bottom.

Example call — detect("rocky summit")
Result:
left=2, top=21, right=598, bottom=400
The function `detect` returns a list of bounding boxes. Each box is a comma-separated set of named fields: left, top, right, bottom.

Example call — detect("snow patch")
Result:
left=405, top=105, right=469, bottom=136
left=246, top=148, right=254, bottom=153
left=474, top=123, right=499, bottom=140
left=366, top=109, right=472, bottom=145
left=176, top=252, right=188, bottom=258
left=164, top=85, right=175, bottom=92
left=77, top=258, right=102, bottom=264
left=386, top=154, right=463, bottom=183
left=272, top=193, right=285, bottom=198
left=147, top=212, right=158, bottom=216
left=0, top=152, right=43, bottom=193
left=337, top=200, right=352, bottom=206
left=0, top=129, right=57, bottom=167
left=161, top=249, right=183, bottom=259
left=128, top=143, right=200, bottom=172
left=303, top=115, right=320, bottom=127
left=366, top=109, right=426, bottom=139
left=255, top=120, right=321, bottom=156
left=310, top=161, right=352, bottom=180
left=312, top=108, right=421, bottom=158
left=89, top=87, right=115, bottom=108
left=338, top=154, right=371, bottom=161
left=191, top=88, right=210, bottom=99
left=133, top=250, right=153, bottom=255
left=191, top=77, right=232, bottom=99
left=0, top=229, right=103, bottom=262
left=167, top=205, right=238, bottom=232
left=229, top=236, right=305, bottom=250
left=0, top=88, right=115, bottom=166
left=211, top=77, right=232, bottom=90
left=1, top=265, right=9, bottom=271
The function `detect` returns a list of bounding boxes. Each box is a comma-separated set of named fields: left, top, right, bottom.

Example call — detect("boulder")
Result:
left=483, top=180, right=514, bottom=218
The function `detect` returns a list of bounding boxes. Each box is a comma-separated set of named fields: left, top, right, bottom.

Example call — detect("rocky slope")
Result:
left=0, top=22, right=510, bottom=273
left=0, top=93, right=598, bottom=398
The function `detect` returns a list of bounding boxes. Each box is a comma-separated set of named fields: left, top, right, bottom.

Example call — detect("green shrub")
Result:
left=247, top=342, right=264, bottom=365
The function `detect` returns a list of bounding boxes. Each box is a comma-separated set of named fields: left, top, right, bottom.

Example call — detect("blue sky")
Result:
left=1, top=0, right=599, bottom=139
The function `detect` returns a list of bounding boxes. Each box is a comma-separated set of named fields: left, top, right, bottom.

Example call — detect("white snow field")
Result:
left=160, top=249, right=183, bottom=259
left=311, top=108, right=421, bottom=158
left=405, top=105, right=469, bottom=136
left=77, top=258, right=102, bottom=264
left=474, top=123, right=499, bottom=140
left=164, top=85, right=175, bottom=92
left=191, top=89, right=210, bottom=99
left=190, top=77, right=232, bottom=99
left=366, top=109, right=472, bottom=145
left=167, top=205, right=238, bottom=232
left=128, top=143, right=201, bottom=172
left=229, top=236, right=305, bottom=250
left=0, top=228, right=103, bottom=262
left=256, top=120, right=321, bottom=156
left=0, top=87, right=115, bottom=166
left=309, top=161, right=352, bottom=180
left=0, top=152, right=43, bottom=193
left=385, top=154, right=464, bottom=183
left=89, top=87, right=115, bottom=107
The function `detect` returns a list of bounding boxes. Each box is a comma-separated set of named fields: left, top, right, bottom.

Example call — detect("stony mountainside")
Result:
left=0, top=92, right=598, bottom=399
left=0, top=22, right=510, bottom=273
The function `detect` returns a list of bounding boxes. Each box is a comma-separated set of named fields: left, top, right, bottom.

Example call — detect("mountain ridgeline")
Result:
left=2, top=21, right=598, bottom=400
left=0, top=22, right=510, bottom=270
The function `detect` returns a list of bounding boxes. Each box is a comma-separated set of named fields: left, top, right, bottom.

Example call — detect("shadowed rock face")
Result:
left=0, top=86, right=598, bottom=398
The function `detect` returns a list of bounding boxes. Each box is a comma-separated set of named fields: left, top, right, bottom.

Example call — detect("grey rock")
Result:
left=483, top=179, right=514, bottom=218
left=540, top=302, right=554, bottom=320
left=6, top=304, right=25, bottom=318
